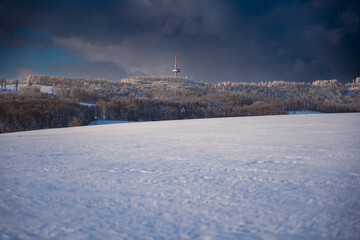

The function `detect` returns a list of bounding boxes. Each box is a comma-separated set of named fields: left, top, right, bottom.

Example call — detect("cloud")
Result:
left=0, top=0, right=359, bottom=83
left=0, top=28, right=51, bottom=49
left=48, top=60, right=130, bottom=81
left=53, top=37, right=171, bottom=75
left=339, top=10, right=360, bottom=33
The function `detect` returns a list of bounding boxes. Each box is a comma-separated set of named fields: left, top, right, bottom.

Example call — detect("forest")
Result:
left=0, top=75, right=359, bottom=133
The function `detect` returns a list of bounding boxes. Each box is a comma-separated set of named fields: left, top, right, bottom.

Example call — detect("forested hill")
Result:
left=0, top=75, right=359, bottom=133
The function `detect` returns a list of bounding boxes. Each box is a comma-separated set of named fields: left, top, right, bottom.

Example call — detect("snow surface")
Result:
left=1, top=84, right=52, bottom=94
left=287, top=110, right=323, bottom=115
left=1, top=113, right=360, bottom=240
left=36, top=85, right=53, bottom=94
left=88, top=120, right=134, bottom=125
left=78, top=102, right=96, bottom=107
left=0, top=85, right=18, bottom=92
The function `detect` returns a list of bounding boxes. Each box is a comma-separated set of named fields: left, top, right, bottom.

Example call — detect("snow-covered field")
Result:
left=1, top=113, right=359, bottom=239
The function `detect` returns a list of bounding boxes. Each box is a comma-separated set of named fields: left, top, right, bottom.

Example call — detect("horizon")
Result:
left=14, top=74, right=360, bottom=85
left=0, top=0, right=359, bottom=83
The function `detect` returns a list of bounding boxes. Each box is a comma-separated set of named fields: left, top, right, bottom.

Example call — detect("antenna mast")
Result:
left=172, top=55, right=180, bottom=77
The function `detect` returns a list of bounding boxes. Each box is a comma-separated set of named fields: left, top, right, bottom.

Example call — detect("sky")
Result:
left=0, top=0, right=359, bottom=83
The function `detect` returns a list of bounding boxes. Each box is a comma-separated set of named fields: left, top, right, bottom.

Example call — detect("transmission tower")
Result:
left=172, top=55, right=180, bottom=77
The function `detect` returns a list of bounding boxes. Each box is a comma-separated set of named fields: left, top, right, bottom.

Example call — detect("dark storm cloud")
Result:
left=48, top=60, right=130, bottom=80
left=0, top=0, right=359, bottom=82
left=0, top=0, right=225, bottom=44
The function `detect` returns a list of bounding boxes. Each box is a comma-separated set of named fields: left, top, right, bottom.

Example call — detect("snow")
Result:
left=0, top=84, right=53, bottom=94
left=287, top=110, right=323, bottom=115
left=0, top=85, right=18, bottom=92
left=36, top=85, right=53, bottom=94
left=1, top=113, right=359, bottom=239
left=88, top=120, right=134, bottom=125
left=78, top=102, right=96, bottom=107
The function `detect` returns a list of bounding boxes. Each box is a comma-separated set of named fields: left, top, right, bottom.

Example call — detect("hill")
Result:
left=1, top=113, right=359, bottom=239
left=0, top=75, right=359, bottom=133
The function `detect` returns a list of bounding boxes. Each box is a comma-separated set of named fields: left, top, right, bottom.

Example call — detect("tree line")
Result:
left=0, top=75, right=359, bottom=133
left=0, top=90, right=94, bottom=133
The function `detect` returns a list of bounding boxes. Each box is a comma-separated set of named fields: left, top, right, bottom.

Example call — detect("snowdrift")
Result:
left=1, top=113, right=359, bottom=239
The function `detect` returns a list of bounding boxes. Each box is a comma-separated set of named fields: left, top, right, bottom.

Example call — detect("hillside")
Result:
left=1, top=113, right=359, bottom=239
left=26, top=76, right=360, bottom=112
left=0, top=75, right=359, bottom=133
